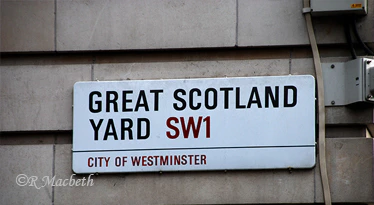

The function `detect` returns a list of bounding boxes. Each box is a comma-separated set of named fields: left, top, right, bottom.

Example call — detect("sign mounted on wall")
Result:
left=73, top=75, right=316, bottom=173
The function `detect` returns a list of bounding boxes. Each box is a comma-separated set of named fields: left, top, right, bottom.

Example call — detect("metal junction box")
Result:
left=311, top=0, right=367, bottom=16
left=323, top=58, right=374, bottom=106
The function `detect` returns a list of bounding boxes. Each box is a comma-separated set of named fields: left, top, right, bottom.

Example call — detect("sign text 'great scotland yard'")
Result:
left=73, top=76, right=315, bottom=173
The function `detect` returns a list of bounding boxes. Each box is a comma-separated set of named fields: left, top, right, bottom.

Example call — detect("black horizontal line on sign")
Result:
left=73, top=145, right=315, bottom=153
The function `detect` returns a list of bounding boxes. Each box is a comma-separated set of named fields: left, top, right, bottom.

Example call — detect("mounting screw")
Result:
left=331, top=64, right=335, bottom=69
left=331, top=101, right=335, bottom=105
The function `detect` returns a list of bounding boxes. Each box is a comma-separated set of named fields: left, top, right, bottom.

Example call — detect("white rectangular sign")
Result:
left=73, top=75, right=316, bottom=173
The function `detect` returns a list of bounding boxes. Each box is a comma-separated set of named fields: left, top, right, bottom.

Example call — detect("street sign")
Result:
left=73, top=75, right=316, bottom=173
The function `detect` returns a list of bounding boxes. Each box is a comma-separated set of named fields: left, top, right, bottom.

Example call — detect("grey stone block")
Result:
left=238, top=0, right=309, bottom=46
left=0, top=132, right=72, bottom=145
left=315, top=138, right=374, bottom=203
left=56, top=0, right=236, bottom=51
left=0, top=65, right=91, bottom=131
left=93, top=59, right=289, bottom=81
left=0, top=133, right=55, bottom=145
left=291, top=57, right=352, bottom=77
left=325, top=106, right=374, bottom=125
left=238, top=0, right=374, bottom=46
left=95, top=59, right=374, bottom=126
left=326, top=125, right=369, bottom=138
left=0, top=0, right=55, bottom=52
left=55, top=144, right=314, bottom=204
left=291, top=58, right=315, bottom=76
left=0, top=145, right=53, bottom=205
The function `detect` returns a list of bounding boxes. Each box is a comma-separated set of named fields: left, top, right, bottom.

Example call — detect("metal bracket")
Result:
left=302, top=7, right=312, bottom=14
left=323, top=58, right=374, bottom=106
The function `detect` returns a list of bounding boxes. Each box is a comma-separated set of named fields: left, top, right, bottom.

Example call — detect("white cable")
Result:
left=302, top=0, right=332, bottom=205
